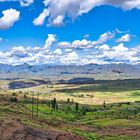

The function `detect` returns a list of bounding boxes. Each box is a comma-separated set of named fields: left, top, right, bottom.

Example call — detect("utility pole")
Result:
left=37, top=92, right=39, bottom=116
left=32, top=93, right=34, bottom=118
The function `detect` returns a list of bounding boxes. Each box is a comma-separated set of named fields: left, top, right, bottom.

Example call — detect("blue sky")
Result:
left=0, top=0, right=140, bottom=65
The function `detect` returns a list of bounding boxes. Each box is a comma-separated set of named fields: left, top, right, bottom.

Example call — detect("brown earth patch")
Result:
left=0, top=118, right=84, bottom=140
left=98, top=126, right=140, bottom=138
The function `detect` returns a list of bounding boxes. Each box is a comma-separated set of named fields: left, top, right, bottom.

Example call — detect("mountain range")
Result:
left=0, top=63, right=140, bottom=80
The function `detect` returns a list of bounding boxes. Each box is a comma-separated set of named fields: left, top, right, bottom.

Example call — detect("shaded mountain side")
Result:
left=6, top=78, right=140, bottom=90
left=56, top=78, right=140, bottom=92
left=8, top=80, right=51, bottom=89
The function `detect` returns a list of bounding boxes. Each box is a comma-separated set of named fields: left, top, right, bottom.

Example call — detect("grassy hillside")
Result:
left=1, top=90, right=140, bottom=139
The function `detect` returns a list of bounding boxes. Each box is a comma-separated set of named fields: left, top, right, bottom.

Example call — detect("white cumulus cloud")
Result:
left=92, top=31, right=115, bottom=46
left=44, top=34, right=57, bottom=49
left=53, top=48, right=62, bottom=55
left=116, top=34, right=133, bottom=43
left=33, top=0, right=140, bottom=27
left=0, top=0, right=34, bottom=6
left=0, top=31, right=139, bottom=65
left=0, top=8, right=20, bottom=29
left=58, top=31, right=115, bottom=49
left=113, top=43, right=128, bottom=51
left=33, top=9, right=50, bottom=26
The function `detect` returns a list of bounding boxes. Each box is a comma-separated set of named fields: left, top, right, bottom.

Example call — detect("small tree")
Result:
left=10, top=97, right=18, bottom=103
left=75, top=102, right=79, bottom=113
left=51, top=98, right=57, bottom=110
left=103, top=101, right=106, bottom=109
left=24, top=94, right=27, bottom=98
left=12, top=93, right=17, bottom=96
left=67, top=98, right=70, bottom=103
left=103, top=101, right=107, bottom=116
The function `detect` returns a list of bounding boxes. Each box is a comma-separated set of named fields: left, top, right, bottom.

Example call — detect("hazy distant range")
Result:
left=0, top=63, right=140, bottom=81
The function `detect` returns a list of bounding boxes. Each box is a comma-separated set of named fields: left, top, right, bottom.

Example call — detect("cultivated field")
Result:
left=12, top=79, right=140, bottom=105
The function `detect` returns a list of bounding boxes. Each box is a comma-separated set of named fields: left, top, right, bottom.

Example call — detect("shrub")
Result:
left=10, top=97, right=18, bottom=103
left=12, top=93, right=17, bottom=96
